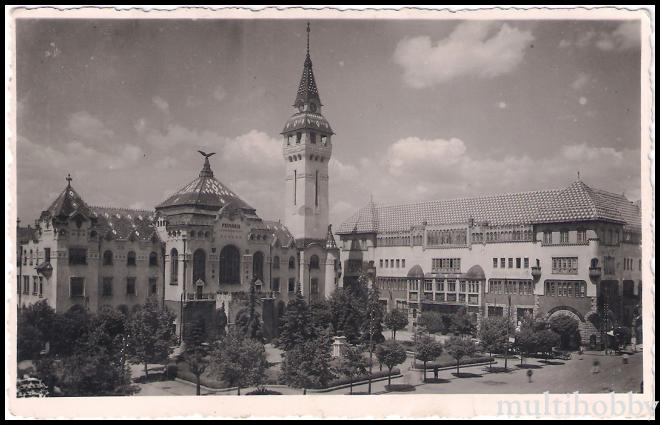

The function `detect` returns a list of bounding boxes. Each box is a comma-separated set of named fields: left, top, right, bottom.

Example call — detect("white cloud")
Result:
left=68, top=111, right=114, bottom=140
left=497, top=101, right=507, bottom=109
left=393, top=22, right=534, bottom=88
left=385, top=137, right=466, bottom=176
left=571, top=73, right=591, bottom=90
left=558, top=23, right=639, bottom=52
left=152, top=96, right=170, bottom=113
left=213, top=85, right=227, bottom=102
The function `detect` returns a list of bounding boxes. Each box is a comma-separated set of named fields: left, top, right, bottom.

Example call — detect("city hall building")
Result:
left=336, top=180, right=642, bottom=344
left=15, top=26, right=341, bottom=340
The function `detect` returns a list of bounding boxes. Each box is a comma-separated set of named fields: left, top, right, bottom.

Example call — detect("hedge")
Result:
left=323, top=368, right=401, bottom=389
left=414, top=357, right=494, bottom=370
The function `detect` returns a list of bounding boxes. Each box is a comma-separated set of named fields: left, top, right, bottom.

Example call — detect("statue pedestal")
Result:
left=332, top=336, right=347, bottom=358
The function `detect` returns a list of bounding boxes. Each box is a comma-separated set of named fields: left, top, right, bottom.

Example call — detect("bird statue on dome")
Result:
left=198, top=150, right=216, bottom=158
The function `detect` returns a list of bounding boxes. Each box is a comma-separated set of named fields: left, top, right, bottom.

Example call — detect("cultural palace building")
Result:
left=16, top=24, right=341, bottom=341
left=16, top=24, right=643, bottom=346
left=336, top=179, right=643, bottom=345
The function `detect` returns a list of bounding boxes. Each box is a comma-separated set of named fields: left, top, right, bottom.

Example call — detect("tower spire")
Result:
left=306, top=22, right=310, bottom=56
left=66, top=173, right=72, bottom=187
left=293, top=22, right=321, bottom=108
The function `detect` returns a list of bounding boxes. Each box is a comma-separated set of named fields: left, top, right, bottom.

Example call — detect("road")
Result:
left=133, top=349, right=642, bottom=396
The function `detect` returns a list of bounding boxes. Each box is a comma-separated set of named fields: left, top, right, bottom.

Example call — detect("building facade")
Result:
left=336, top=180, right=642, bottom=345
left=16, top=26, right=341, bottom=341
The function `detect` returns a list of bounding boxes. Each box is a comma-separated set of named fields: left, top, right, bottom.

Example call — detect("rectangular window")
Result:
left=436, top=280, right=444, bottom=291
left=102, top=277, right=113, bottom=297
left=32, top=276, right=38, bottom=295
left=44, top=248, right=51, bottom=263
left=321, top=135, right=327, bottom=146
left=288, top=278, right=295, bottom=293
left=385, top=259, right=388, bottom=268
left=311, top=278, right=319, bottom=294
left=488, top=306, right=504, bottom=317
left=552, top=257, right=579, bottom=274
left=516, top=258, right=521, bottom=269
left=310, top=132, right=316, bottom=144
left=603, top=256, right=615, bottom=275
left=431, top=258, right=461, bottom=273
left=524, top=257, right=529, bottom=268
left=296, top=132, right=301, bottom=144
left=543, top=232, right=552, bottom=244
left=396, top=259, right=400, bottom=268
left=272, top=278, right=280, bottom=292
left=149, top=278, right=158, bottom=296
left=70, top=277, right=84, bottom=297
left=560, top=230, right=569, bottom=244
left=508, top=258, right=514, bottom=268
left=69, top=248, right=87, bottom=265
left=38, top=277, right=43, bottom=297
left=447, top=280, right=456, bottom=292
left=493, top=258, right=498, bottom=268
left=577, top=230, right=587, bottom=243
left=23, top=276, right=29, bottom=294
left=500, top=258, right=506, bottom=268
left=126, top=278, right=136, bottom=296
left=379, top=259, right=383, bottom=268
left=402, top=259, right=406, bottom=268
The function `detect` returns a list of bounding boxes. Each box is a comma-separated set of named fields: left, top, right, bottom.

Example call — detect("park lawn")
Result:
left=175, top=358, right=281, bottom=389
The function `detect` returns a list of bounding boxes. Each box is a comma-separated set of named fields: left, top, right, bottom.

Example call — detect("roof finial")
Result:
left=577, top=171, right=580, bottom=181
left=197, top=150, right=216, bottom=178
left=66, top=173, right=72, bottom=187
left=306, top=22, right=310, bottom=56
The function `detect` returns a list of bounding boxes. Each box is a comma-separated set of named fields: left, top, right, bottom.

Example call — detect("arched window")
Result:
left=127, top=251, right=136, bottom=266
left=310, top=255, right=320, bottom=270
left=192, top=249, right=206, bottom=284
left=170, top=248, right=178, bottom=285
left=219, top=245, right=240, bottom=285
left=288, top=256, right=296, bottom=270
left=273, top=256, right=280, bottom=269
left=149, top=251, right=158, bottom=267
left=253, top=251, right=264, bottom=281
left=103, top=250, right=113, bottom=266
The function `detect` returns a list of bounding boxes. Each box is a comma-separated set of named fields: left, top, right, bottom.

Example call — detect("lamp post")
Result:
left=505, top=292, right=511, bottom=371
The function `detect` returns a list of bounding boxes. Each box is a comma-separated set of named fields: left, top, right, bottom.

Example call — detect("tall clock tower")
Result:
left=281, top=23, right=334, bottom=242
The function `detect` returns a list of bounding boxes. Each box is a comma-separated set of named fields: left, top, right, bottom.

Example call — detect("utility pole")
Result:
left=505, top=291, right=511, bottom=370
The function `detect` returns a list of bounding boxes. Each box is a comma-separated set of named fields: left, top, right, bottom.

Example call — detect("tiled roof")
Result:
left=294, top=54, right=321, bottom=108
left=17, top=226, right=38, bottom=244
left=90, top=206, right=158, bottom=242
left=337, top=190, right=559, bottom=234
left=157, top=159, right=255, bottom=213
left=261, top=220, right=295, bottom=248
left=43, top=183, right=93, bottom=220
left=534, top=181, right=626, bottom=225
left=281, top=111, right=334, bottom=135
left=337, top=181, right=641, bottom=234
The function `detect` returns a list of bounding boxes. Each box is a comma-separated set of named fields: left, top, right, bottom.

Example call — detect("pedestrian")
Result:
left=526, top=369, right=533, bottom=383
left=591, top=359, right=600, bottom=374
left=622, top=354, right=629, bottom=365
left=433, top=366, right=439, bottom=380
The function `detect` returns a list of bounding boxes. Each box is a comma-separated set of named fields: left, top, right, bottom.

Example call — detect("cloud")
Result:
left=385, top=137, right=466, bottom=176
left=570, top=73, right=591, bottom=90
left=68, top=111, right=114, bottom=140
left=497, top=101, right=507, bottom=109
left=393, top=22, right=534, bottom=88
left=152, top=96, right=170, bottom=113
left=213, top=85, right=227, bottom=102
left=578, top=96, right=588, bottom=106
left=558, top=22, right=639, bottom=51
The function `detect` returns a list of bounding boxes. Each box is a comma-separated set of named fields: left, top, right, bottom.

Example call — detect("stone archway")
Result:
left=546, top=307, right=585, bottom=350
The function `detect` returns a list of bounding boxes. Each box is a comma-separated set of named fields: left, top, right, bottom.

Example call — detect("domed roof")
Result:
left=156, top=154, right=255, bottom=213
left=282, top=111, right=334, bottom=135
left=407, top=264, right=425, bottom=278
left=464, top=265, right=485, bottom=280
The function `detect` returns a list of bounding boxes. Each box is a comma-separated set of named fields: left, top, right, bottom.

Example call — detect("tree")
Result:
left=384, top=309, right=409, bottom=340
left=328, top=284, right=368, bottom=344
left=363, top=282, right=385, bottom=394
left=450, top=307, right=476, bottom=337
left=280, top=329, right=334, bottom=392
left=445, top=336, right=476, bottom=375
left=549, top=315, right=580, bottom=349
left=376, top=341, right=407, bottom=386
left=125, top=299, right=176, bottom=380
left=183, top=319, right=210, bottom=395
left=535, top=329, right=561, bottom=361
left=515, top=326, right=538, bottom=366
left=217, top=304, right=228, bottom=339
left=278, top=289, right=315, bottom=351
left=310, top=300, right=333, bottom=332
left=478, top=316, right=511, bottom=370
left=416, top=334, right=443, bottom=381
left=210, top=330, right=270, bottom=395
left=338, top=344, right=368, bottom=394
left=417, top=311, right=445, bottom=335
left=235, top=281, right=263, bottom=341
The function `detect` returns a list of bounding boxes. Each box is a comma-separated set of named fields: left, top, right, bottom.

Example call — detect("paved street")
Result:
left=132, top=348, right=642, bottom=396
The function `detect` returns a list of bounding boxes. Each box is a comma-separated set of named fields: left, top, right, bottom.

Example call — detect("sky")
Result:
left=15, top=19, right=642, bottom=227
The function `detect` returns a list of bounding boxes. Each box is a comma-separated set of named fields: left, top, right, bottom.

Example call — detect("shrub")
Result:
left=246, top=388, right=283, bottom=395
left=165, top=363, right=178, bottom=380
left=325, top=368, right=401, bottom=389
left=414, top=356, right=493, bottom=370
